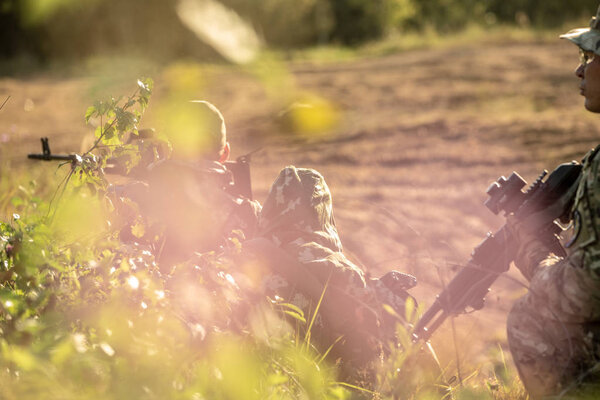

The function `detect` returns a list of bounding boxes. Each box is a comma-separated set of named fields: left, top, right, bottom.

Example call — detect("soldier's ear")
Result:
left=219, top=142, right=230, bottom=163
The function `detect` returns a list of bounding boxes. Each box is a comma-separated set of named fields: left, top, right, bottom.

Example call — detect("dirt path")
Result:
left=1, top=38, right=598, bottom=366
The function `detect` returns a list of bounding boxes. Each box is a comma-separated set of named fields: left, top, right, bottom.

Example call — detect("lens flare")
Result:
left=176, top=0, right=261, bottom=64
left=127, top=275, right=140, bottom=290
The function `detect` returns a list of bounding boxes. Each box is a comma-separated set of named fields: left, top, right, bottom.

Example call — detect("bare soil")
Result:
left=1, top=38, right=598, bottom=369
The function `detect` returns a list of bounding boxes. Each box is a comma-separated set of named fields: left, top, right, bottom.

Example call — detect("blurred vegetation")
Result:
left=1, top=0, right=599, bottom=68
left=0, top=79, right=349, bottom=399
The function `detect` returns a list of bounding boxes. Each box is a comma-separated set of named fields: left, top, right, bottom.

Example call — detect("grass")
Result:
left=0, top=147, right=532, bottom=399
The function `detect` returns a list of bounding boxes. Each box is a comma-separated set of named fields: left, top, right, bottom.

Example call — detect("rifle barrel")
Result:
left=28, top=154, right=77, bottom=161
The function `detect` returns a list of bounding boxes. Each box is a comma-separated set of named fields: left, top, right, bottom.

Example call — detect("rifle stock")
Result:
left=413, top=162, right=582, bottom=342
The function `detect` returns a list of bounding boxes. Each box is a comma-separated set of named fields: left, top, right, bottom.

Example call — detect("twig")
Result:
left=450, top=316, right=463, bottom=385
left=0, top=96, right=10, bottom=111
left=47, top=168, right=74, bottom=221
left=557, top=362, right=600, bottom=399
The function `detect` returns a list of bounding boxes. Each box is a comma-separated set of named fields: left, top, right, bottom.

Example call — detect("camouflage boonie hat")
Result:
left=560, top=5, right=600, bottom=53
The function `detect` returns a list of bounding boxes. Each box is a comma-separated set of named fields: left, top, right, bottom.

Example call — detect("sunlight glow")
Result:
left=176, top=0, right=261, bottom=64
left=72, top=333, right=88, bottom=353
left=127, top=275, right=140, bottom=290
left=100, top=342, right=115, bottom=357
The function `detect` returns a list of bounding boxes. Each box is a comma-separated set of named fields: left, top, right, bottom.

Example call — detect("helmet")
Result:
left=560, top=4, right=600, bottom=54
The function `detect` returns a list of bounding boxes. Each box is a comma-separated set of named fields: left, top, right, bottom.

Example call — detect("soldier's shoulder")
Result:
left=582, top=144, right=600, bottom=165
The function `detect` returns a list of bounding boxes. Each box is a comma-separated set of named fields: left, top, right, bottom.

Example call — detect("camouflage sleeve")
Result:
left=506, top=215, right=556, bottom=281
left=515, top=242, right=558, bottom=282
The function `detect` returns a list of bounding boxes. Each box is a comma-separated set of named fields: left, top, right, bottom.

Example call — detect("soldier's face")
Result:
left=576, top=49, right=600, bottom=112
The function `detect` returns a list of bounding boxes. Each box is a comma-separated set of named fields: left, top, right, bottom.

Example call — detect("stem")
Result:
left=450, top=316, right=463, bottom=386
left=0, top=96, right=10, bottom=111
left=47, top=168, right=74, bottom=221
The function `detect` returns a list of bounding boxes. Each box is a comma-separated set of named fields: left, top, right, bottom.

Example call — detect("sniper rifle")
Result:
left=27, top=136, right=255, bottom=200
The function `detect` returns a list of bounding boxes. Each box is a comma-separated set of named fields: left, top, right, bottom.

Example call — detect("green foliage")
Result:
left=485, top=0, right=599, bottom=27
left=406, top=0, right=488, bottom=32
left=327, top=0, right=400, bottom=45
left=0, top=0, right=217, bottom=64
left=218, top=0, right=333, bottom=47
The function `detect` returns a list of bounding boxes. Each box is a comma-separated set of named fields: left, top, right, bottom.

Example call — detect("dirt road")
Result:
left=1, top=38, right=598, bottom=365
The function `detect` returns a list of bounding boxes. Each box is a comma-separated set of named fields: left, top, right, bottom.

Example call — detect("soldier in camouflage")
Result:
left=506, top=5, right=600, bottom=398
left=244, top=166, right=417, bottom=369
left=119, top=100, right=261, bottom=269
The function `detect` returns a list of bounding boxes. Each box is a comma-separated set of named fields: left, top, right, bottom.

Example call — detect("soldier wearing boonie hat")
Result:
left=505, top=4, right=600, bottom=399
left=560, top=5, right=600, bottom=113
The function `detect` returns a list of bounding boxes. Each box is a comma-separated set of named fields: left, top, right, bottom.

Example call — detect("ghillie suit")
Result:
left=244, top=166, right=417, bottom=373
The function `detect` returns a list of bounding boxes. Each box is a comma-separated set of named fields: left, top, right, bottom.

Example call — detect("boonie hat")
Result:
left=561, top=4, right=600, bottom=53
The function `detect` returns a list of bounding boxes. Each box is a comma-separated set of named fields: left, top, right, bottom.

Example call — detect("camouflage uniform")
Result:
left=507, top=146, right=600, bottom=398
left=257, top=166, right=416, bottom=367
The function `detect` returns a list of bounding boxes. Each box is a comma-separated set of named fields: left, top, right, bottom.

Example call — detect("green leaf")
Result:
left=102, top=125, right=116, bottom=142
left=115, top=109, right=137, bottom=133
left=95, top=100, right=110, bottom=116
left=283, top=310, right=306, bottom=324
left=277, top=302, right=305, bottom=318
left=137, top=78, right=153, bottom=94
left=124, top=98, right=136, bottom=108
left=405, top=295, right=416, bottom=322
left=382, top=303, right=399, bottom=318
left=267, top=373, right=289, bottom=386
left=130, top=220, right=145, bottom=239
left=85, top=106, right=97, bottom=123
left=10, top=197, right=23, bottom=207
left=137, top=96, right=149, bottom=109
left=137, top=78, right=153, bottom=109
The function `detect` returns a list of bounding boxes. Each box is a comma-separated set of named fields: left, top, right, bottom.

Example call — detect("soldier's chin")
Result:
left=584, top=98, right=600, bottom=113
